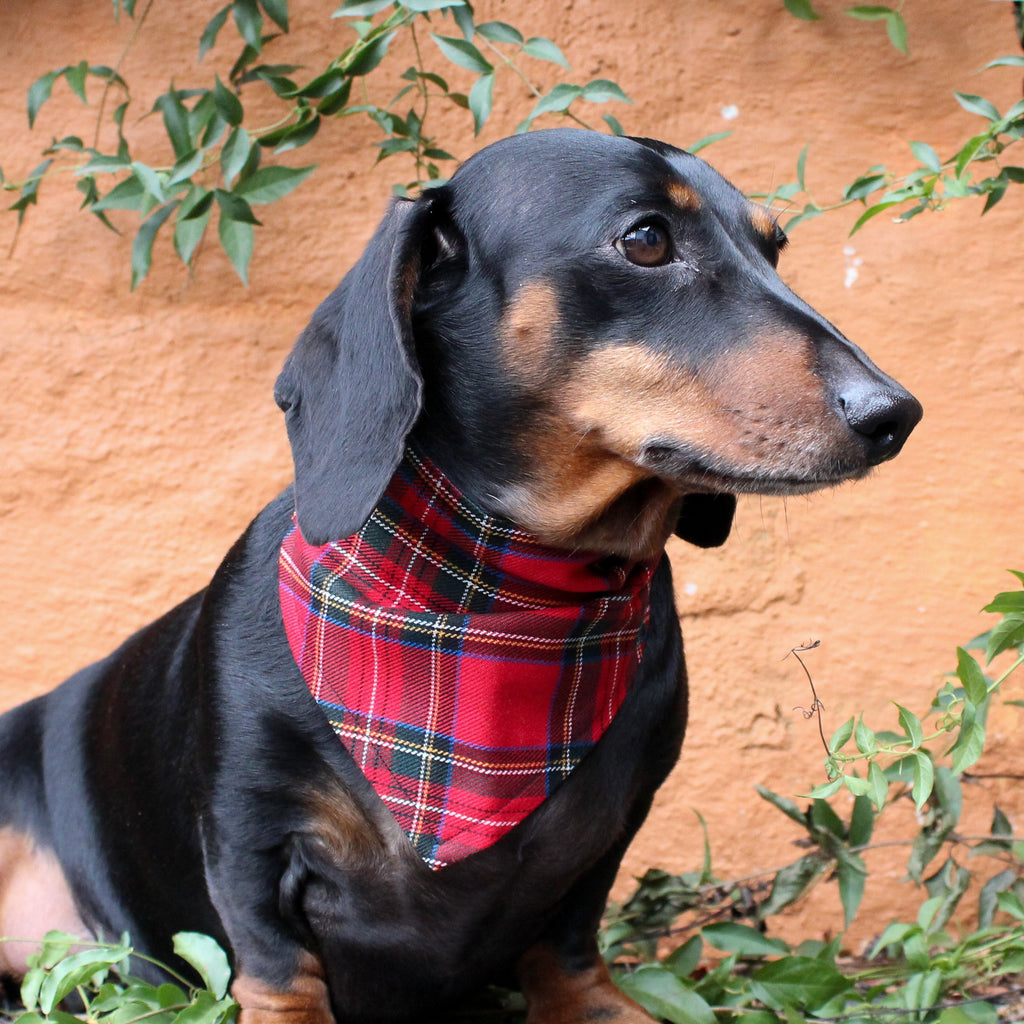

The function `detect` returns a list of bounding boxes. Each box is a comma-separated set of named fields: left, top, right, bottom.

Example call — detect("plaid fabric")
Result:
left=279, top=447, right=655, bottom=869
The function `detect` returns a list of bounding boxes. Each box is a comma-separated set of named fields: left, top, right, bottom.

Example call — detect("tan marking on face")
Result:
left=518, top=941, right=653, bottom=1022
left=750, top=203, right=778, bottom=241
left=505, top=335, right=849, bottom=555
left=0, top=828, right=88, bottom=977
left=667, top=181, right=701, bottom=211
left=500, top=282, right=560, bottom=386
left=233, top=952, right=333, bottom=1024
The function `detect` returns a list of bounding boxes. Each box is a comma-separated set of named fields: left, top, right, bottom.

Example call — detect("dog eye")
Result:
left=617, top=222, right=672, bottom=267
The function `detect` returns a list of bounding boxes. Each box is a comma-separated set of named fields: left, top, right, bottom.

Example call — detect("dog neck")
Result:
left=278, top=446, right=657, bottom=869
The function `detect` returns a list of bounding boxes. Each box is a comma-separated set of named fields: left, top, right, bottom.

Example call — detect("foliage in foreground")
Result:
left=7, top=573, right=1024, bottom=1024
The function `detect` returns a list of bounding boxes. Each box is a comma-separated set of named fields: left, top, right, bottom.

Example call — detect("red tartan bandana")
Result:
left=279, top=447, right=656, bottom=869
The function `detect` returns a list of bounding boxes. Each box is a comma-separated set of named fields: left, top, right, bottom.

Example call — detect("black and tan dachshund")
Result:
left=0, top=130, right=921, bottom=1024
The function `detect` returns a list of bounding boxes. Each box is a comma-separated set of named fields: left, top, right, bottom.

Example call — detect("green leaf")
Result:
left=468, top=73, right=493, bottom=135
left=221, top=127, right=252, bottom=188
left=233, top=0, right=265, bottom=52
left=333, top=0, right=392, bottom=14
left=755, top=786, right=808, bottom=828
left=155, top=89, right=194, bottom=160
left=132, top=161, right=168, bottom=202
left=912, top=751, right=935, bottom=810
left=849, top=199, right=900, bottom=233
left=431, top=34, right=493, bottom=74
left=663, top=935, right=702, bottom=979
left=132, top=202, right=179, bottom=289
left=896, top=703, right=924, bottom=749
left=90, top=174, right=146, bottom=212
left=316, top=78, right=352, bottom=116
left=615, top=966, right=716, bottom=1024
left=27, top=69, right=68, bottom=128
left=848, top=793, right=874, bottom=847
left=853, top=717, right=876, bottom=754
left=955, top=132, right=993, bottom=177
left=842, top=172, right=888, bottom=202
left=218, top=208, right=255, bottom=285
left=750, top=957, right=853, bottom=1013
left=785, top=0, right=821, bottom=20
left=603, top=114, right=625, bottom=136
left=214, top=188, right=261, bottom=224
left=402, top=0, right=465, bottom=10
left=956, top=647, right=989, bottom=705
left=581, top=79, right=631, bottom=104
left=836, top=847, right=867, bottom=927
left=172, top=933, right=232, bottom=1000
left=758, top=853, right=828, bottom=918
left=955, top=92, right=1001, bottom=122
left=845, top=5, right=895, bottom=20
left=522, top=36, right=570, bottom=68
left=174, top=207, right=210, bottom=267
left=346, top=30, right=397, bottom=76
left=885, top=10, right=908, bottom=54
left=796, top=142, right=809, bottom=189
left=979, top=868, right=1017, bottom=928
left=868, top=760, right=888, bottom=810
left=64, top=60, right=90, bottom=103
left=273, top=114, right=321, bottom=153
left=529, top=83, right=583, bottom=118
left=984, top=589, right=1024, bottom=614
left=234, top=163, right=315, bottom=203
left=168, top=149, right=205, bottom=186
left=827, top=720, right=851, bottom=753
left=687, top=130, right=731, bottom=153
left=451, top=1, right=474, bottom=40
left=909, top=140, right=942, bottom=173
left=475, top=21, right=523, bottom=45
left=199, top=5, right=232, bottom=60
left=213, top=76, right=244, bottom=127
left=259, top=0, right=289, bottom=32
left=982, top=55, right=1024, bottom=69
left=701, top=923, right=789, bottom=958
left=810, top=798, right=846, bottom=840
left=950, top=720, right=986, bottom=774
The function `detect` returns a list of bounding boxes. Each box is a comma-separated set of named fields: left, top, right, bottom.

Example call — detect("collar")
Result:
left=279, top=446, right=656, bottom=869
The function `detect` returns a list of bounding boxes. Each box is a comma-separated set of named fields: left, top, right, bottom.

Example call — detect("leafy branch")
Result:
left=756, top=56, right=1024, bottom=233
left=0, top=0, right=631, bottom=288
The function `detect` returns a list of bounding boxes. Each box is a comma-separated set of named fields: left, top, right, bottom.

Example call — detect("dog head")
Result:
left=276, top=129, right=921, bottom=556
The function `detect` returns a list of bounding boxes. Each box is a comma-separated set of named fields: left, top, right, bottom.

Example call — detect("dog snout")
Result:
left=839, top=379, right=923, bottom=465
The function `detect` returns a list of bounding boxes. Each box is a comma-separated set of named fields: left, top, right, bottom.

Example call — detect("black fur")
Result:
left=0, top=129, right=921, bottom=1023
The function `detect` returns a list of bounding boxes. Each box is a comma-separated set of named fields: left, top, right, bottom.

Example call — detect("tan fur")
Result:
left=233, top=953, right=333, bottom=1024
left=666, top=181, right=701, bottom=211
left=0, top=828, right=87, bottom=977
left=518, top=942, right=655, bottom=1024
left=749, top=202, right=779, bottom=240
left=500, top=282, right=560, bottom=387
left=499, top=335, right=843, bottom=557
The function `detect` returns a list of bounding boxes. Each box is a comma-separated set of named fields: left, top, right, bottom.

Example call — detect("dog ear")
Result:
left=274, top=196, right=436, bottom=545
left=674, top=493, right=736, bottom=548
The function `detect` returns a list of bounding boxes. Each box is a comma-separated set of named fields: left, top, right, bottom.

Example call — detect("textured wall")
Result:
left=1, top=0, right=1021, bottom=944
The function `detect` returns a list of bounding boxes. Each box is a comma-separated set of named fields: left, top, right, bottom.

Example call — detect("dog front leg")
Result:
left=231, top=952, right=334, bottom=1024
left=518, top=942, right=655, bottom=1024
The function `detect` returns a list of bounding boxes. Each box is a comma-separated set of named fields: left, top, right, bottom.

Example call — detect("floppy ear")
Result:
left=674, top=493, right=736, bottom=548
left=274, top=196, right=436, bottom=545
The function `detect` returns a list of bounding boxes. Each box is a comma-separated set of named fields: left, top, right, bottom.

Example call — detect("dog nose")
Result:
left=840, top=382, right=923, bottom=465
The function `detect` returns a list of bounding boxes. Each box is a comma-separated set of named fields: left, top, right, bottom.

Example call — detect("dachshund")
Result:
left=0, top=129, right=921, bottom=1024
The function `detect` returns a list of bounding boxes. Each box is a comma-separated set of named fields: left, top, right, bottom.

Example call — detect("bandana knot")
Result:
left=279, top=448, right=655, bottom=869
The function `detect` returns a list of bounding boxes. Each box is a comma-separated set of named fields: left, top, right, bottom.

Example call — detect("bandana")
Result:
left=278, top=447, right=655, bottom=869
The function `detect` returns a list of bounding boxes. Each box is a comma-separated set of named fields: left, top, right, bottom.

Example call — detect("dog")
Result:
left=0, top=129, right=921, bottom=1024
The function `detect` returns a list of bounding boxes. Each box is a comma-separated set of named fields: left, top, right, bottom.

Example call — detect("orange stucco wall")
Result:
left=1, top=0, right=1021, bottom=945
